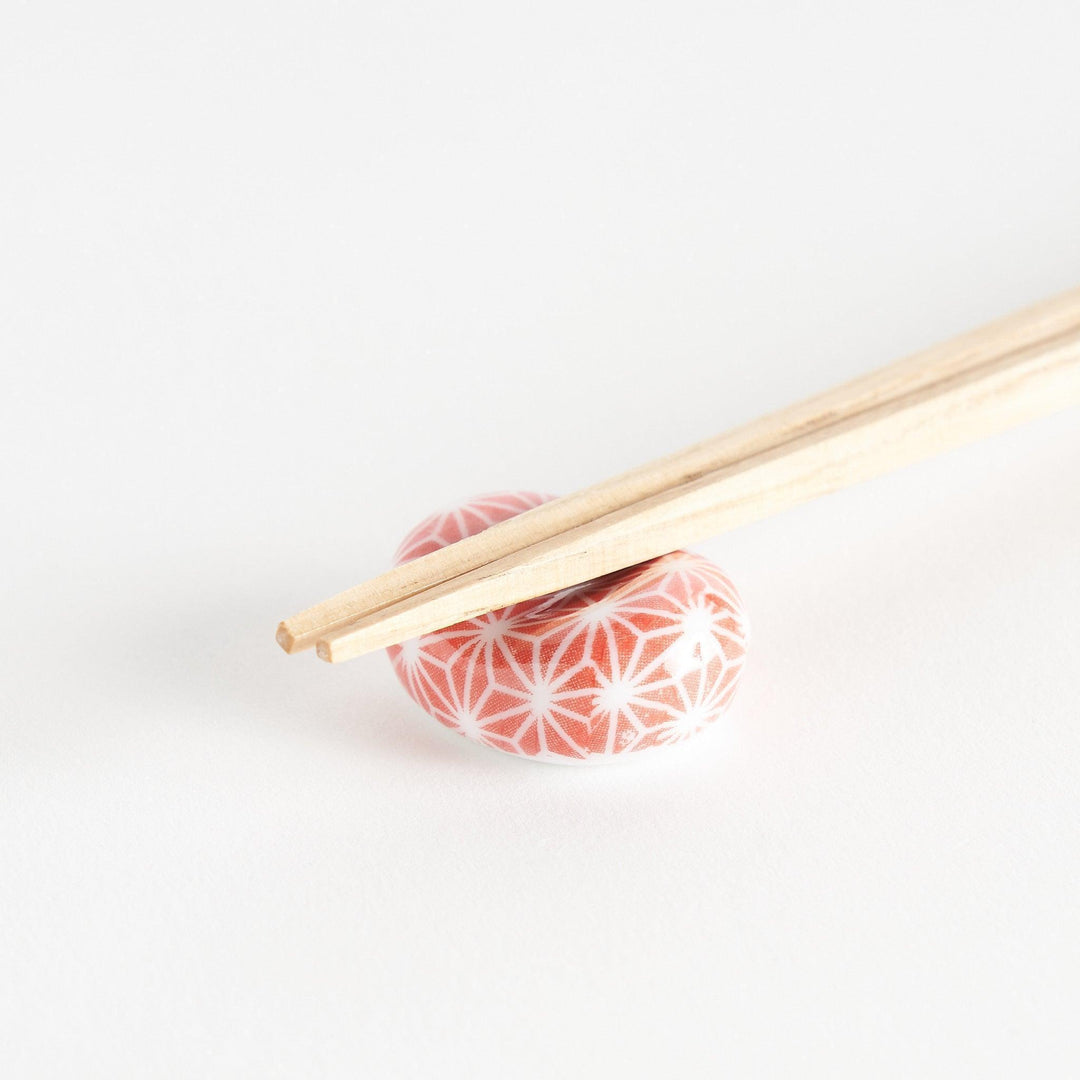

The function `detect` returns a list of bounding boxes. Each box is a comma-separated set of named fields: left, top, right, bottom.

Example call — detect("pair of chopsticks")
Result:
left=278, top=287, right=1080, bottom=663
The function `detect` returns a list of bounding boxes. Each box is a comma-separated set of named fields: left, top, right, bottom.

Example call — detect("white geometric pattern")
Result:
left=388, top=492, right=750, bottom=763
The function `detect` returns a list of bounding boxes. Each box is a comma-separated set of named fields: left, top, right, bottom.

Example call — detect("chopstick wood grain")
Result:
left=278, top=287, right=1080, bottom=655
left=315, top=319, right=1080, bottom=662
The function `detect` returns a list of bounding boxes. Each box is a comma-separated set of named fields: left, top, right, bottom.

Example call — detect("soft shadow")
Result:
left=106, top=583, right=480, bottom=766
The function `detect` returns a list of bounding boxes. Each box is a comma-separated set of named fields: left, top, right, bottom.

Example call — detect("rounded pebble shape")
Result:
left=387, top=492, right=750, bottom=763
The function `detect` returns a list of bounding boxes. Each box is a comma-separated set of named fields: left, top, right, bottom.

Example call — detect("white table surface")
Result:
left=2, top=3, right=1079, bottom=1076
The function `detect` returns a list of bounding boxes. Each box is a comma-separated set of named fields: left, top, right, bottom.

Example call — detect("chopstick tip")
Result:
left=276, top=622, right=298, bottom=653
left=315, top=638, right=335, bottom=663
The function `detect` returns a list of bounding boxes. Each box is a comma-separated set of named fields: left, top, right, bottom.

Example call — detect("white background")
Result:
left=2, top=2, right=1079, bottom=1076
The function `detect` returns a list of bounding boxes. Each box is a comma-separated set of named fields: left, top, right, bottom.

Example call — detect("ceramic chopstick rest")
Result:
left=387, top=493, right=749, bottom=763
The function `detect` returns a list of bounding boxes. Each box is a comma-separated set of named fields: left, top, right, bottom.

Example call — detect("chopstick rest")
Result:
left=387, top=492, right=749, bottom=763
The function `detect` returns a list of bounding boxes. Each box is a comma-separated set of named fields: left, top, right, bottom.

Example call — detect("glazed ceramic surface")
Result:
left=388, top=492, right=749, bottom=763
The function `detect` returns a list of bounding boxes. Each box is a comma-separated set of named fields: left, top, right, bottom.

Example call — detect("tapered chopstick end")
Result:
left=276, top=622, right=299, bottom=654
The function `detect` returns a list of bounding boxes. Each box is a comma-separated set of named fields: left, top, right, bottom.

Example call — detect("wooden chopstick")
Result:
left=311, top=300, right=1080, bottom=662
left=277, top=287, right=1080, bottom=655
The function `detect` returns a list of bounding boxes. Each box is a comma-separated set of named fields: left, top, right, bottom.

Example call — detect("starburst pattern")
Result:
left=387, top=492, right=750, bottom=763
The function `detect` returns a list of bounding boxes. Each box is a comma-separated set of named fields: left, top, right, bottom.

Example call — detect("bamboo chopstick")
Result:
left=314, top=321, right=1080, bottom=662
left=277, top=287, right=1080, bottom=655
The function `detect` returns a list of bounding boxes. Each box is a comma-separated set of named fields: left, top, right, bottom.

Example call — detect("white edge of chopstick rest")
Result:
left=277, top=287, right=1080, bottom=653
left=316, top=326, right=1080, bottom=662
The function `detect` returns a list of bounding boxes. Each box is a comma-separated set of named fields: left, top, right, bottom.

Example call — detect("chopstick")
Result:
left=277, top=287, right=1080, bottom=656
left=314, top=320, right=1080, bottom=661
